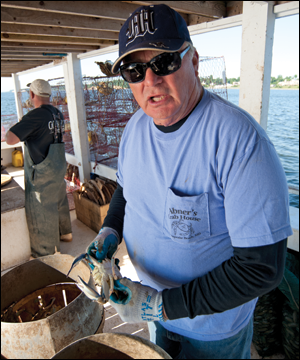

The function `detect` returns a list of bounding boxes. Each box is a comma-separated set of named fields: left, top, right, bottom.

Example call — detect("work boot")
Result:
left=60, top=233, right=73, bottom=242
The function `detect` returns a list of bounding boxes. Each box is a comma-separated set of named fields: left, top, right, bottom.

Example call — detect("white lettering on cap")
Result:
left=126, top=9, right=156, bottom=46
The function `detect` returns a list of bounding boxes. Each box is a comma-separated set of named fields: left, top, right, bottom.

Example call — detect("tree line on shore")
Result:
left=202, top=74, right=299, bottom=88
left=269, top=74, right=298, bottom=87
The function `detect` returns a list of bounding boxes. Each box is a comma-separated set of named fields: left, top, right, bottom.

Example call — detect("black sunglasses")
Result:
left=120, top=45, right=191, bottom=83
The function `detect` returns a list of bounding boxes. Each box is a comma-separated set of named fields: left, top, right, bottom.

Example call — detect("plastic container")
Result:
left=12, top=149, right=24, bottom=167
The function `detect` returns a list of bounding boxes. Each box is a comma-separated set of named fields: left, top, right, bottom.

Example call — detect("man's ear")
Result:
left=192, top=48, right=199, bottom=76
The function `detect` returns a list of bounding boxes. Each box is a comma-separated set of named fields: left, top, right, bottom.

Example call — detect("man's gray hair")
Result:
left=185, top=41, right=196, bottom=59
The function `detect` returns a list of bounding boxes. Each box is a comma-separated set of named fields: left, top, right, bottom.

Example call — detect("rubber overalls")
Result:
left=24, top=109, right=72, bottom=257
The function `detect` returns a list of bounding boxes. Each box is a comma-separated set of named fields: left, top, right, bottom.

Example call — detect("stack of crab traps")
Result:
left=73, top=175, right=117, bottom=233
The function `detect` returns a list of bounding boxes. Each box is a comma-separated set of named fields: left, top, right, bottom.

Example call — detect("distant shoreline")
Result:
left=203, top=86, right=299, bottom=90
left=270, top=87, right=299, bottom=90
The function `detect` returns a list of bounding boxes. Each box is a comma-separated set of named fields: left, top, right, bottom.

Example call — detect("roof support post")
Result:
left=11, top=73, right=25, bottom=154
left=239, top=1, right=276, bottom=130
left=12, top=73, right=23, bottom=121
left=63, top=53, right=90, bottom=182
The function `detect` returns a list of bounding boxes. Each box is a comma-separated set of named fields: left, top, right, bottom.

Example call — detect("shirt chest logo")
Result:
left=168, top=208, right=202, bottom=239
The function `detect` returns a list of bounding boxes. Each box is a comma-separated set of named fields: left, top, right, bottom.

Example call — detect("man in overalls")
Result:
left=6, top=79, right=72, bottom=258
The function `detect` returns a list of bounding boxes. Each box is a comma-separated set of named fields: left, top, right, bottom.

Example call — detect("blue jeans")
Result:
left=148, top=316, right=253, bottom=359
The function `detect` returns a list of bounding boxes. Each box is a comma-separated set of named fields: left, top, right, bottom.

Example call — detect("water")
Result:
left=1, top=89, right=299, bottom=207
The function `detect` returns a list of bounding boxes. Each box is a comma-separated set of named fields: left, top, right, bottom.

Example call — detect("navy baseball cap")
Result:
left=111, top=4, right=192, bottom=74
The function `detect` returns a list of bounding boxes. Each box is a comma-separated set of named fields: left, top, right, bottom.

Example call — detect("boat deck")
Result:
left=1, top=165, right=285, bottom=359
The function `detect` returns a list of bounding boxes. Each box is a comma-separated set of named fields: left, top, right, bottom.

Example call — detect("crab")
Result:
left=66, top=246, right=122, bottom=304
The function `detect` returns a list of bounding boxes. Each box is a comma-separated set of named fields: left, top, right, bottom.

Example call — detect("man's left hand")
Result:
left=109, top=278, right=165, bottom=323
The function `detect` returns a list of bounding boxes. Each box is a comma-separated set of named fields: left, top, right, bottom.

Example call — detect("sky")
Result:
left=1, top=14, right=299, bottom=92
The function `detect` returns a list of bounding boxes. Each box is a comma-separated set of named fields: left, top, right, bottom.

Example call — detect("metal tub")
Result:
left=51, top=333, right=172, bottom=359
left=1, top=254, right=104, bottom=359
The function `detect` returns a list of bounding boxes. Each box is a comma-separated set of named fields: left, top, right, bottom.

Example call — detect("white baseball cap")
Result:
left=29, top=79, right=52, bottom=97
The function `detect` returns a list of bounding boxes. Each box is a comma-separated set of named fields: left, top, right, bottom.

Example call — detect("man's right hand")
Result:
left=86, top=227, right=119, bottom=262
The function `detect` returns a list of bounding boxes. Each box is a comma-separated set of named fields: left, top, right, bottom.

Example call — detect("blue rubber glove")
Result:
left=109, top=278, right=165, bottom=323
left=86, top=227, right=119, bottom=261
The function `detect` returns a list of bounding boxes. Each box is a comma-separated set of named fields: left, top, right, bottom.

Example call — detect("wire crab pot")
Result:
left=198, top=56, right=228, bottom=100
left=18, top=76, right=140, bottom=170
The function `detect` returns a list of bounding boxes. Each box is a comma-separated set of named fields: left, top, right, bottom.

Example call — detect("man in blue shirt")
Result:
left=86, top=5, right=292, bottom=359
